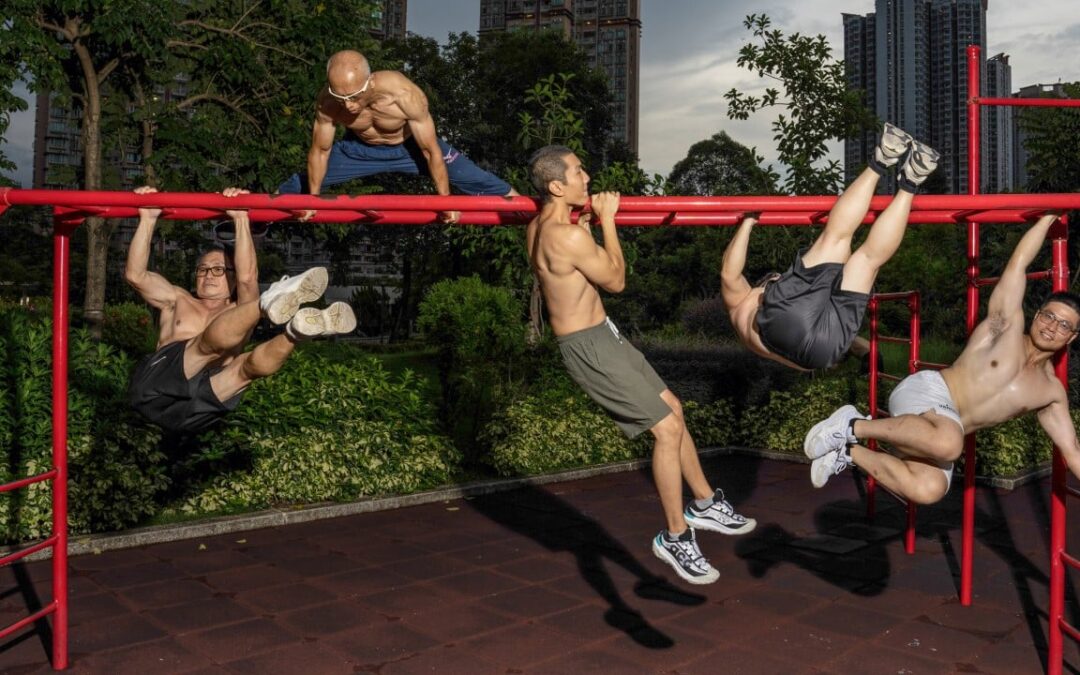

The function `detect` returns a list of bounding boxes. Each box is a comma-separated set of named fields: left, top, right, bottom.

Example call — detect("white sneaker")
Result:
left=811, top=448, right=852, bottom=488
left=683, top=489, right=757, bottom=535
left=898, top=140, right=941, bottom=192
left=286, top=302, right=357, bottom=340
left=259, top=267, right=328, bottom=325
left=651, top=529, right=719, bottom=585
left=804, top=404, right=865, bottom=459
left=872, top=122, right=914, bottom=171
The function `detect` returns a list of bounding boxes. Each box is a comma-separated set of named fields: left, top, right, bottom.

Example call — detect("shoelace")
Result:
left=670, top=539, right=709, bottom=570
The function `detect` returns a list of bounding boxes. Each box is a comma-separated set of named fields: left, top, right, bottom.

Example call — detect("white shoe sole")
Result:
left=264, top=267, right=329, bottom=325
left=684, top=512, right=758, bottom=536
left=651, top=539, right=719, bottom=585
left=290, top=302, right=357, bottom=338
left=810, top=451, right=847, bottom=488
left=803, top=404, right=858, bottom=460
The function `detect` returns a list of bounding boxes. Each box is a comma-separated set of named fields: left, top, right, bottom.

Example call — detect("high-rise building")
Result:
left=478, top=0, right=641, bottom=154
left=984, top=53, right=1012, bottom=193
left=370, top=0, right=408, bottom=41
left=842, top=0, right=991, bottom=193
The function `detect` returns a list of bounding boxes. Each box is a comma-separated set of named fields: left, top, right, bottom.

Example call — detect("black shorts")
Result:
left=754, top=252, right=869, bottom=369
left=129, top=340, right=243, bottom=434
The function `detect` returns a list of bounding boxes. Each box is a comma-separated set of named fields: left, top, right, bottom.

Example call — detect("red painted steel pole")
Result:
left=866, top=296, right=880, bottom=519
left=961, top=43, right=982, bottom=607
left=905, top=293, right=921, bottom=554
left=50, top=215, right=75, bottom=670
left=1048, top=216, right=1070, bottom=674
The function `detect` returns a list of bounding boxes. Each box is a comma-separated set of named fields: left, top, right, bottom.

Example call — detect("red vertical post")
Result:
left=905, top=293, right=921, bottom=554
left=960, top=44, right=982, bottom=607
left=866, top=296, right=880, bottom=519
left=50, top=215, right=74, bottom=670
left=1048, top=216, right=1069, bottom=675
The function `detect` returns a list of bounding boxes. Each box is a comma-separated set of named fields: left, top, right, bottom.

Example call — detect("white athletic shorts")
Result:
left=888, top=369, right=963, bottom=488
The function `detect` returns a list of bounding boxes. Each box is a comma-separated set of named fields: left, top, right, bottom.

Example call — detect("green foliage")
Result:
left=724, top=13, right=878, bottom=195
left=668, top=131, right=778, bottom=197
left=1018, top=83, right=1080, bottom=193
left=969, top=414, right=1052, bottom=478
left=0, top=305, right=167, bottom=542
left=740, top=375, right=864, bottom=452
left=517, top=73, right=586, bottom=157
left=101, top=302, right=157, bottom=357
left=417, top=277, right=526, bottom=459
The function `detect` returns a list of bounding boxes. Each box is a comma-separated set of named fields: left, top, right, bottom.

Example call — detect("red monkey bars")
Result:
left=0, top=43, right=1078, bottom=672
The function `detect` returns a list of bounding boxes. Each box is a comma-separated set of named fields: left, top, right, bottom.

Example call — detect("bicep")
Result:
left=721, top=276, right=751, bottom=312
left=1039, top=398, right=1078, bottom=449
left=310, top=110, right=336, bottom=151
left=561, top=230, right=618, bottom=287
left=128, top=271, right=180, bottom=311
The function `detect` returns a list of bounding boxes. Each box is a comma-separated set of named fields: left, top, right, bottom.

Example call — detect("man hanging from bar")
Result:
left=278, top=50, right=518, bottom=224
left=526, top=145, right=756, bottom=586
left=805, top=212, right=1080, bottom=501
left=125, top=186, right=356, bottom=435
left=721, top=124, right=940, bottom=371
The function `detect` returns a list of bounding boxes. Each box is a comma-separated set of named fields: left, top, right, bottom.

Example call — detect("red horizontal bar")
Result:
left=873, top=291, right=917, bottom=302
left=974, top=97, right=1080, bottom=108
left=879, top=373, right=902, bottom=382
left=1068, top=485, right=1080, bottom=501
left=874, top=408, right=890, bottom=417
left=1063, top=551, right=1080, bottom=571
left=976, top=269, right=1053, bottom=287
left=5, top=188, right=1080, bottom=214
left=1060, top=618, right=1080, bottom=645
left=914, top=361, right=948, bottom=371
left=0, top=602, right=57, bottom=641
left=878, top=336, right=912, bottom=345
left=0, top=535, right=59, bottom=567
left=0, top=469, right=58, bottom=494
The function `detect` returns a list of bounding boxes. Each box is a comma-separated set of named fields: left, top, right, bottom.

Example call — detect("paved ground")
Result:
left=2, top=454, right=1080, bottom=674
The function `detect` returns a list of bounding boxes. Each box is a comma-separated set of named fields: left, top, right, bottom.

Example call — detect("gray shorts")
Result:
left=888, top=369, right=962, bottom=488
left=558, top=317, right=672, bottom=438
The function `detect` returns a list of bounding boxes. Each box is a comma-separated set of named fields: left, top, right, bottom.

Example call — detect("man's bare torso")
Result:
left=318, top=71, right=412, bottom=145
left=156, top=288, right=233, bottom=350
left=942, top=315, right=1062, bottom=432
left=526, top=213, right=606, bottom=336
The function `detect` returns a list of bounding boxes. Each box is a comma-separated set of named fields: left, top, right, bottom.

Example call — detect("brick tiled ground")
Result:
left=2, top=454, right=1079, bottom=674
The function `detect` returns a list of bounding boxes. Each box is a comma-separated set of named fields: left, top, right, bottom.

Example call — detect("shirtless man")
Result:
left=526, top=145, right=756, bottom=585
left=125, top=186, right=356, bottom=434
left=722, top=124, right=940, bottom=370
left=279, top=50, right=517, bottom=224
left=804, top=213, right=1080, bottom=502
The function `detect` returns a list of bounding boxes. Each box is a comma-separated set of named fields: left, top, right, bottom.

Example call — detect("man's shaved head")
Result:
left=326, top=50, right=370, bottom=91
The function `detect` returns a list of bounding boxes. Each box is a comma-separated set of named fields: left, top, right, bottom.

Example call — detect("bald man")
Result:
left=279, top=50, right=518, bottom=224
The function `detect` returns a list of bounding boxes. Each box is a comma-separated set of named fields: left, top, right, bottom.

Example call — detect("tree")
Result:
left=724, top=13, right=877, bottom=195
left=668, top=131, right=778, bottom=197
left=1018, top=83, right=1080, bottom=193
left=2, top=1, right=381, bottom=335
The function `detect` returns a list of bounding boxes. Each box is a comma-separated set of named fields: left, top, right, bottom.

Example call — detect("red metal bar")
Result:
left=913, top=360, right=948, bottom=371
left=0, top=604, right=58, bottom=642
left=877, top=336, right=912, bottom=345
left=1049, top=217, right=1070, bottom=674
left=0, top=535, right=61, bottom=567
left=867, top=296, right=881, bottom=519
left=974, top=97, right=1080, bottom=107
left=51, top=215, right=73, bottom=670
left=960, top=43, right=982, bottom=608
left=904, top=293, right=921, bottom=554
left=976, top=269, right=1053, bottom=286
left=0, top=470, right=58, bottom=493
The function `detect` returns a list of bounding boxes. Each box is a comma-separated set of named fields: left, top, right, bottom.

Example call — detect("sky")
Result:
left=3, top=0, right=1080, bottom=187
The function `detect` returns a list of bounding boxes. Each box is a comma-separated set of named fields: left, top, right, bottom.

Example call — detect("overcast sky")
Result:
left=3, top=0, right=1079, bottom=187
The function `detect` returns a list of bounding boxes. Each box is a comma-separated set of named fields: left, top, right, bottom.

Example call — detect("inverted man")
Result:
left=805, top=213, right=1080, bottom=501
left=722, top=124, right=940, bottom=370
left=526, top=145, right=755, bottom=586
left=125, top=187, right=356, bottom=434
left=279, top=50, right=518, bottom=224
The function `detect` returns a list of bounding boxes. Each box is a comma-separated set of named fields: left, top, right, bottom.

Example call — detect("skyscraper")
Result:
left=478, top=0, right=641, bottom=154
left=370, top=0, right=408, bottom=41
left=984, top=53, right=1013, bottom=193
left=843, top=0, right=991, bottom=193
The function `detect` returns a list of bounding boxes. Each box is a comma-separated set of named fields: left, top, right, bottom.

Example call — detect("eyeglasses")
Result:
left=327, top=75, right=373, bottom=103
left=1036, top=309, right=1079, bottom=334
left=195, top=266, right=235, bottom=278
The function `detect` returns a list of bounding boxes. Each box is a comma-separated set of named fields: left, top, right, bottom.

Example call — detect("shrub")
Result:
left=101, top=302, right=157, bottom=357
left=740, top=374, right=864, bottom=453
left=174, top=347, right=460, bottom=513
left=681, top=295, right=733, bottom=340
left=417, top=276, right=526, bottom=460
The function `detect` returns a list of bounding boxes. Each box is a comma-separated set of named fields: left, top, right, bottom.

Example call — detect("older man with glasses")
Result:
left=277, top=50, right=518, bottom=224
left=804, top=212, right=1080, bottom=503
left=124, top=186, right=356, bottom=435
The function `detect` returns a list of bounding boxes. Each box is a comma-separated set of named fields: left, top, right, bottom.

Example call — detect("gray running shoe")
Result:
left=804, top=404, right=866, bottom=459
left=652, top=529, right=719, bottom=585
left=286, top=302, right=357, bottom=340
left=872, top=122, right=915, bottom=172
left=898, top=140, right=941, bottom=192
left=684, top=489, right=757, bottom=535
left=259, top=267, right=328, bottom=325
left=811, top=447, right=853, bottom=488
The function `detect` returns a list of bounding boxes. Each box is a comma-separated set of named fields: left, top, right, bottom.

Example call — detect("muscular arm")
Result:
left=561, top=193, right=625, bottom=292
left=987, top=213, right=1059, bottom=322
left=721, top=215, right=755, bottom=311
left=306, top=98, right=338, bottom=196
left=398, top=86, right=449, bottom=197
left=124, top=189, right=179, bottom=310
left=1038, top=394, right=1080, bottom=482
left=223, top=188, right=259, bottom=304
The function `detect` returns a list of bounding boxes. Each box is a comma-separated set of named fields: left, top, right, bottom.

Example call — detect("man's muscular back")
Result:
left=526, top=213, right=606, bottom=336
left=317, top=71, right=422, bottom=145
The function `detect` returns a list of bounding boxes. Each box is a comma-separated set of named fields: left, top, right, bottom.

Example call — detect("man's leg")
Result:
left=801, top=167, right=881, bottom=268
left=658, top=390, right=712, bottom=502
left=184, top=300, right=262, bottom=378
left=852, top=412, right=964, bottom=464
left=208, top=333, right=296, bottom=402
left=838, top=186, right=915, bottom=294
left=650, top=410, right=692, bottom=535
left=849, top=445, right=951, bottom=505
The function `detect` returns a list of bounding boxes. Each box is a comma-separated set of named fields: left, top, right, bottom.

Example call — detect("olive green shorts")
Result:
left=558, top=317, right=672, bottom=438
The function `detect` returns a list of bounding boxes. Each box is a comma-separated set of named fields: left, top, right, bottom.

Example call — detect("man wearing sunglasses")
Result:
left=278, top=50, right=518, bottom=224
left=125, top=186, right=356, bottom=434
left=805, top=212, right=1080, bottom=502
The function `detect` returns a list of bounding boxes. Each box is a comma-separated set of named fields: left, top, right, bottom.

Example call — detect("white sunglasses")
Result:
left=327, top=75, right=373, bottom=103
